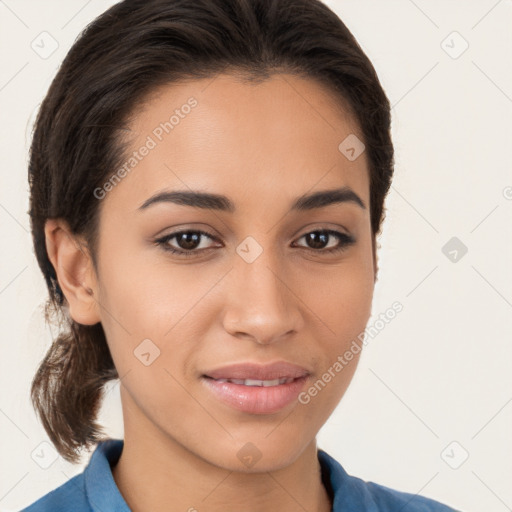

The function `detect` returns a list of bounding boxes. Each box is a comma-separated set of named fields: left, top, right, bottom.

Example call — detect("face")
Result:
left=89, top=73, right=375, bottom=471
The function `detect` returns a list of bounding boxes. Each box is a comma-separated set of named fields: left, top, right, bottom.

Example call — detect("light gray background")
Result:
left=1, top=1, right=511, bottom=511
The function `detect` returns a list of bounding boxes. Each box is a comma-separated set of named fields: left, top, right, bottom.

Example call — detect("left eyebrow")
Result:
left=137, top=186, right=366, bottom=212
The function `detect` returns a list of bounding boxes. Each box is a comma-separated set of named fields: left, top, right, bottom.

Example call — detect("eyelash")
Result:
left=154, top=228, right=355, bottom=257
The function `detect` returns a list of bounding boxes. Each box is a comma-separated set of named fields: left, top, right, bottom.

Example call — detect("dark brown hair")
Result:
left=28, top=0, right=394, bottom=463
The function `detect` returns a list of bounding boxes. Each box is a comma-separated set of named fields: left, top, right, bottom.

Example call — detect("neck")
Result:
left=111, top=418, right=332, bottom=512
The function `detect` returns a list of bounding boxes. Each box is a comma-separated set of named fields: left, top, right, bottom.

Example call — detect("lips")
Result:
left=202, top=361, right=311, bottom=381
left=201, top=362, right=309, bottom=414
left=201, top=361, right=312, bottom=413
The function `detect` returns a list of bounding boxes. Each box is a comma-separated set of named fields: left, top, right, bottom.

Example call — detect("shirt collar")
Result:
left=318, top=448, right=374, bottom=510
left=84, top=438, right=131, bottom=512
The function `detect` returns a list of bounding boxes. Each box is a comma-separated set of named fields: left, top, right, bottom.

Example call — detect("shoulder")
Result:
left=19, top=473, right=90, bottom=512
left=318, top=449, right=462, bottom=512
left=364, top=479, right=462, bottom=511
left=19, top=438, right=127, bottom=512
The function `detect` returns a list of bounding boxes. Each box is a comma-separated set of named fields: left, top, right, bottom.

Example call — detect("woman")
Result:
left=23, top=0, right=461, bottom=510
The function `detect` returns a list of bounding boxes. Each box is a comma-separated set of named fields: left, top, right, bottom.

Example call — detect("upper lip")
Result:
left=203, top=361, right=311, bottom=381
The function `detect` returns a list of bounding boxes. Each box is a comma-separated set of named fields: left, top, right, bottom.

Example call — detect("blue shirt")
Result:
left=21, top=438, right=461, bottom=511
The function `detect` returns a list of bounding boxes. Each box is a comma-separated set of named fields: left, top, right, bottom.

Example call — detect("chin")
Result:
left=199, top=435, right=311, bottom=474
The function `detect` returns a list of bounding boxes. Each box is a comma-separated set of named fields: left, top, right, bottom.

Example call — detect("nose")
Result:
left=221, top=243, right=304, bottom=345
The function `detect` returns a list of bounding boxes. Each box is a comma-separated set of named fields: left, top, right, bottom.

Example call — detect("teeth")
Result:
left=214, top=377, right=294, bottom=386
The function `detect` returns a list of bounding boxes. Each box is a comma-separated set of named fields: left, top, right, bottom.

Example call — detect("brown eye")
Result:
left=155, top=228, right=355, bottom=258
left=294, top=229, right=355, bottom=254
left=156, top=229, right=219, bottom=256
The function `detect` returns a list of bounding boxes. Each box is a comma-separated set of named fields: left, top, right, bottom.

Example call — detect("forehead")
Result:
left=105, top=73, right=369, bottom=213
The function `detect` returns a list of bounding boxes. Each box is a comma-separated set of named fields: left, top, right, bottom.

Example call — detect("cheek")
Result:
left=95, top=246, right=220, bottom=393
left=97, top=243, right=206, bottom=337
left=296, top=261, right=373, bottom=421
left=328, top=268, right=373, bottom=334
left=304, top=256, right=374, bottom=341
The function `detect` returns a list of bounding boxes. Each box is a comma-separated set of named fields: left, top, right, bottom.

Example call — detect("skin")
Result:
left=45, top=73, right=377, bottom=512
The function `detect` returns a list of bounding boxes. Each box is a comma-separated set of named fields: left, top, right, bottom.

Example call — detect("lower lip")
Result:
left=201, top=376, right=309, bottom=414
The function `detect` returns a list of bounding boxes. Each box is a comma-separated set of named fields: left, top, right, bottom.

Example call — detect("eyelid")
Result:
left=155, top=225, right=355, bottom=257
left=156, top=228, right=220, bottom=248
left=156, top=223, right=351, bottom=244
left=293, top=229, right=355, bottom=251
left=294, top=222, right=351, bottom=237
